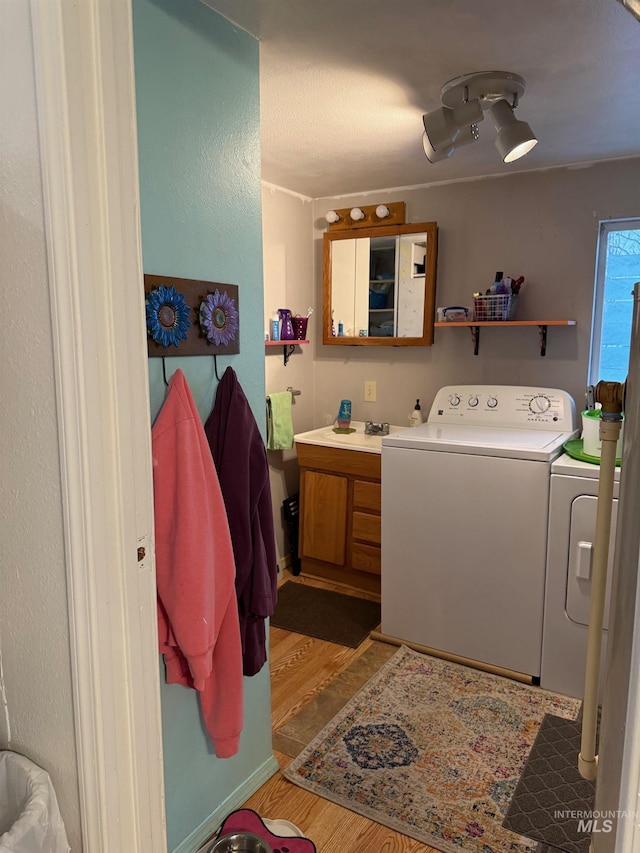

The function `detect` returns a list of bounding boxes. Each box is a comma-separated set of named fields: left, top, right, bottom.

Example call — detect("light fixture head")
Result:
left=350, top=207, right=365, bottom=222
left=489, top=99, right=538, bottom=163
left=422, top=99, right=483, bottom=156
left=422, top=123, right=480, bottom=163
left=422, top=131, right=453, bottom=163
left=375, top=205, right=390, bottom=219
left=325, top=210, right=340, bottom=224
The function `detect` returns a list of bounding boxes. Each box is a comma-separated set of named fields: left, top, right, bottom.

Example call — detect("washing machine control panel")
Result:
left=429, top=385, right=578, bottom=430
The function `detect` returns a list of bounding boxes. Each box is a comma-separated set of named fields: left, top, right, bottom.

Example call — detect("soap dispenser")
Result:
left=409, top=399, right=423, bottom=426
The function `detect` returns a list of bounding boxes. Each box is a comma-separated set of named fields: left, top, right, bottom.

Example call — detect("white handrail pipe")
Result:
left=579, top=391, right=624, bottom=781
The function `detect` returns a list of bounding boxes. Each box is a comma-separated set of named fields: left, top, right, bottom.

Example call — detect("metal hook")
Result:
left=162, top=357, right=168, bottom=386
left=213, top=354, right=221, bottom=381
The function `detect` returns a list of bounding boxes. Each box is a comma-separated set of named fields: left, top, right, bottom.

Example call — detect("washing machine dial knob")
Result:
left=468, top=395, right=479, bottom=407
left=487, top=396, right=498, bottom=409
left=529, top=394, right=551, bottom=414
left=449, top=393, right=461, bottom=407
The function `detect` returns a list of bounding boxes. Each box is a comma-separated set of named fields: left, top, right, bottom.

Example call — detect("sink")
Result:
left=294, top=420, right=406, bottom=454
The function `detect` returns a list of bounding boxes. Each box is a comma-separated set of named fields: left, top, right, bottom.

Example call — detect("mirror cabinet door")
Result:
left=323, top=222, right=437, bottom=346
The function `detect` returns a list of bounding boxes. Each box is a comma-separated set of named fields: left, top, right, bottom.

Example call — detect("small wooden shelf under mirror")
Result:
left=435, top=320, right=576, bottom=356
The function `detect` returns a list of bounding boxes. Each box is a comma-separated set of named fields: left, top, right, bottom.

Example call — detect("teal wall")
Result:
left=132, top=1, right=276, bottom=850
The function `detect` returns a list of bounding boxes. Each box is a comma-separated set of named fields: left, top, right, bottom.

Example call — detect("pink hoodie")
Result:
left=152, top=369, right=242, bottom=758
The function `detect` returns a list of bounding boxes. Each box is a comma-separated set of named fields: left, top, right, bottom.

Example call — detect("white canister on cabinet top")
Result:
left=581, top=408, right=624, bottom=458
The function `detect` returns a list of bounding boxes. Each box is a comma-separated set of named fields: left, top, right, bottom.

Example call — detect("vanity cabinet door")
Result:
left=300, top=470, right=348, bottom=565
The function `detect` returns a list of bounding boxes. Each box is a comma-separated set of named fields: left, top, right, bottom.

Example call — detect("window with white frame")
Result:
left=589, top=219, right=640, bottom=384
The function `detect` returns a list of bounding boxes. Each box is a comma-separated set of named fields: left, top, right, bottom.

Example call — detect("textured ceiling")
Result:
left=203, top=0, right=640, bottom=198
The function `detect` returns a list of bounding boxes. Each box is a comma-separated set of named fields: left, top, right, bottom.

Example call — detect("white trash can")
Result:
left=0, top=752, right=70, bottom=853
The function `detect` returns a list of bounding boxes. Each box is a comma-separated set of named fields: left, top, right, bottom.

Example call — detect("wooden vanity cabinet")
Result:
left=296, top=442, right=382, bottom=595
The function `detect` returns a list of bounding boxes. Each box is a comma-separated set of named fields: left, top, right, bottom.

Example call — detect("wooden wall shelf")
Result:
left=434, top=320, right=576, bottom=356
left=265, top=339, right=309, bottom=366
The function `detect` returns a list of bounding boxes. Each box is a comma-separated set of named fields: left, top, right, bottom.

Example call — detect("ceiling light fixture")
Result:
left=422, top=71, right=538, bottom=165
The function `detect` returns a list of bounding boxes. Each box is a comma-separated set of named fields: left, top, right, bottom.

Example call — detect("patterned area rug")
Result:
left=283, top=646, right=581, bottom=853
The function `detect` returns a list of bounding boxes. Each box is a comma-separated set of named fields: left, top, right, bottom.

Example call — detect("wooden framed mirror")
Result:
left=322, top=221, right=438, bottom=346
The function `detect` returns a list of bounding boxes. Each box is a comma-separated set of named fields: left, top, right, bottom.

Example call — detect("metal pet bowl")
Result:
left=207, top=832, right=272, bottom=853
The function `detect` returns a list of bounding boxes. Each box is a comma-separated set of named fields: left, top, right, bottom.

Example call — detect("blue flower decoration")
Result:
left=146, top=285, right=191, bottom=347
left=199, top=289, right=239, bottom=347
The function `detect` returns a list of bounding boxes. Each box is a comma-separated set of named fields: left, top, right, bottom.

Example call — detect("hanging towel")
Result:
left=206, top=367, right=279, bottom=676
left=266, top=391, right=294, bottom=450
left=152, top=369, right=243, bottom=758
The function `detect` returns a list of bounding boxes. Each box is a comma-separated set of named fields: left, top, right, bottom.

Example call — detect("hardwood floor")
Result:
left=242, top=573, right=438, bottom=852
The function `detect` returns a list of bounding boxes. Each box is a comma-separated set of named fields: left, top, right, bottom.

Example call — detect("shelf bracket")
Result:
left=283, top=343, right=296, bottom=366
left=471, top=326, right=480, bottom=355
left=538, top=324, right=548, bottom=357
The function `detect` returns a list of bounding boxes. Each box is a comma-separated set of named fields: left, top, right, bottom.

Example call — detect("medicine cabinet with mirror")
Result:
left=322, top=221, right=438, bottom=346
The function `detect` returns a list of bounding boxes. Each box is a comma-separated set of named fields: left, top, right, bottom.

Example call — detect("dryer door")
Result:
left=566, top=495, right=618, bottom=627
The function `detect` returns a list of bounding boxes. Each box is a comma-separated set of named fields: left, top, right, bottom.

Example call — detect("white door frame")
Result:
left=30, top=0, right=166, bottom=849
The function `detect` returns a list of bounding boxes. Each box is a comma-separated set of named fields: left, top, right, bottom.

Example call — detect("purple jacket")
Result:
left=205, top=367, right=278, bottom=676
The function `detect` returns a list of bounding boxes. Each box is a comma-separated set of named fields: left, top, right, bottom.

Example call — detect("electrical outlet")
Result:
left=364, top=380, right=377, bottom=402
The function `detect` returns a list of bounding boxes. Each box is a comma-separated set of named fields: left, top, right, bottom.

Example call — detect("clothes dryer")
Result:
left=541, top=453, right=620, bottom=698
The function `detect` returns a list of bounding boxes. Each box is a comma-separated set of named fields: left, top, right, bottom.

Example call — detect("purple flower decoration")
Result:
left=146, top=284, right=191, bottom=347
left=199, top=289, right=239, bottom=346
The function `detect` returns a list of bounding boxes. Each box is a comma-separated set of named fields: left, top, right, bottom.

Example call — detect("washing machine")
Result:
left=381, top=385, right=578, bottom=679
left=541, top=452, right=621, bottom=698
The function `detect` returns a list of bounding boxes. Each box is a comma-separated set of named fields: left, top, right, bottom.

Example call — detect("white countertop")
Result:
left=294, top=420, right=406, bottom=455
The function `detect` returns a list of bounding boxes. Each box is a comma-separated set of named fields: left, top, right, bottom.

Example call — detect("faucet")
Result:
left=365, top=421, right=390, bottom=436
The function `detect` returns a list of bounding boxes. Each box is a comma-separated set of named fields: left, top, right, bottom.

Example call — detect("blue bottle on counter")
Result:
left=336, top=399, right=351, bottom=430
left=270, top=314, right=280, bottom=341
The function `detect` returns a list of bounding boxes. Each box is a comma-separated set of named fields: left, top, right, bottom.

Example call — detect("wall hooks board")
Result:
left=144, top=274, right=240, bottom=357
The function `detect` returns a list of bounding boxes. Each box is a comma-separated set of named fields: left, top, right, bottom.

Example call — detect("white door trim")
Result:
left=30, top=0, right=166, bottom=849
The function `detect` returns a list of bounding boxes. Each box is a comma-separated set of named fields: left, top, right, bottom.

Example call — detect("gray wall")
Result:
left=262, top=187, right=316, bottom=568
left=311, top=158, right=640, bottom=428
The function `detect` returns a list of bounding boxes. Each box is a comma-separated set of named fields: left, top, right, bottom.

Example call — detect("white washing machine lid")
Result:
left=382, top=422, right=577, bottom=461
left=551, top=451, right=622, bottom=480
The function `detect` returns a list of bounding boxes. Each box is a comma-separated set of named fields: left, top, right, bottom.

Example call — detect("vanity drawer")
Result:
left=352, top=511, right=381, bottom=545
left=352, top=542, right=381, bottom=576
left=353, top=480, right=381, bottom=512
